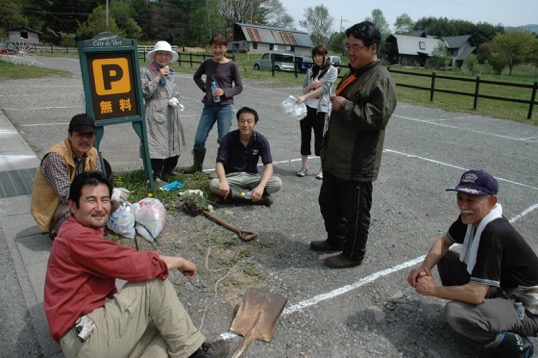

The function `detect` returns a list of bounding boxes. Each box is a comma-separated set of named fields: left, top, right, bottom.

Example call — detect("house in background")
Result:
left=7, top=27, right=41, bottom=44
left=227, top=23, right=312, bottom=56
left=444, top=35, right=476, bottom=68
left=384, top=32, right=476, bottom=68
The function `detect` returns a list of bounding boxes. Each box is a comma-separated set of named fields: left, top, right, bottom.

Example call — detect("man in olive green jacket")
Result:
left=311, top=21, right=397, bottom=268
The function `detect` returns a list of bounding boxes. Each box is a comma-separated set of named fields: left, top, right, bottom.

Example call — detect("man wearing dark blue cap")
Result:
left=407, top=169, right=538, bottom=357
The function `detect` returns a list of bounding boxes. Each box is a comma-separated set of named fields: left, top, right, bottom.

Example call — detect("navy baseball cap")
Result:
left=446, top=169, right=498, bottom=196
left=69, top=114, right=96, bottom=133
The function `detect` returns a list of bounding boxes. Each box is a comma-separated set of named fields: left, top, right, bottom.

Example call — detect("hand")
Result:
left=111, top=187, right=130, bottom=202
left=250, top=186, right=264, bottom=202
left=407, top=267, right=431, bottom=287
left=218, top=181, right=231, bottom=199
left=296, top=95, right=306, bottom=105
left=160, top=65, right=170, bottom=76
left=178, top=258, right=197, bottom=279
left=311, top=80, right=322, bottom=90
left=415, top=274, right=437, bottom=296
left=331, top=95, right=346, bottom=111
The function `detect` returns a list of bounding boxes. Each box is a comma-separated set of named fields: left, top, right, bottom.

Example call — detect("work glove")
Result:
left=159, top=181, right=184, bottom=191
left=112, top=187, right=130, bottom=202
left=168, top=97, right=180, bottom=108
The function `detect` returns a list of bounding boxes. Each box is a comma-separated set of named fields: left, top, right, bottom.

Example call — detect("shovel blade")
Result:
left=230, top=287, right=288, bottom=343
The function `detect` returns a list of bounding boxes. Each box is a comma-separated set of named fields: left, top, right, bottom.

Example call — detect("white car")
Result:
left=253, top=52, right=295, bottom=72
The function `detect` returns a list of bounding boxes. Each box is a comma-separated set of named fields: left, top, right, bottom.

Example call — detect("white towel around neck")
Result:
left=459, top=203, right=503, bottom=274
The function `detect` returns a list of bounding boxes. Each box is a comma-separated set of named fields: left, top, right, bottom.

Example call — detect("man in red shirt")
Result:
left=44, top=171, right=228, bottom=358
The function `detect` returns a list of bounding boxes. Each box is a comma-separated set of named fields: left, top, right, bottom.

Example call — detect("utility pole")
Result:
left=105, top=0, right=109, bottom=28
left=340, top=16, right=348, bottom=32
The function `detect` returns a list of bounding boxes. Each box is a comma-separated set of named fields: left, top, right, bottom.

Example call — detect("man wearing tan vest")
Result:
left=30, top=114, right=128, bottom=241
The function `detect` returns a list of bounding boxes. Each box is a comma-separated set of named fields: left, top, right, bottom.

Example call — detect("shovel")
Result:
left=229, top=287, right=288, bottom=358
left=201, top=210, right=257, bottom=242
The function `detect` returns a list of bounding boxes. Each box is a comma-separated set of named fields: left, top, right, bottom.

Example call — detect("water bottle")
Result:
left=211, top=81, right=220, bottom=103
left=240, top=191, right=252, bottom=199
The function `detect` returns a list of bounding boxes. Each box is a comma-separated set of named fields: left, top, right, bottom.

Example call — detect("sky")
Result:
left=279, top=0, right=538, bottom=33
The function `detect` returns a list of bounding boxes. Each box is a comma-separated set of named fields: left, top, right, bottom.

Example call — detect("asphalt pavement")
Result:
left=1, top=55, right=537, bottom=357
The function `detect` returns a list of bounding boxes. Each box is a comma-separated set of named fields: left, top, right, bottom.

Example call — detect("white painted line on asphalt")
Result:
left=220, top=194, right=537, bottom=341
left=281, top=255, right=426, bottom=316
left=219, top=255, right=425, bottom=340
left=3, top=106, right=80, bottom=111
left=18, top=122, right=70, bottom=126
left=509, top=203, right=538, bottom=223
left=385, top=149, right=538, bottom=192
left=392, top=114, right=533, bottom=141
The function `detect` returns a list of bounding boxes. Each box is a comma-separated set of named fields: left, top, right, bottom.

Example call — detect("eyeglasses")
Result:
left=345, top=44, right=367, bottom=53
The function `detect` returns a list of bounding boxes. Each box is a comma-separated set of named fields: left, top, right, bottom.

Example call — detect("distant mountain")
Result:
left=516, top=24, right=538, bottom=34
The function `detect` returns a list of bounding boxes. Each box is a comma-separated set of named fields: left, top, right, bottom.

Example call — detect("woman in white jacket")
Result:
left=296, top=44, right=338, bottom=180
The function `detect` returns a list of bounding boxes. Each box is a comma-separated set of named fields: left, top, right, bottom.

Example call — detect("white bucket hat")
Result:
left=146, top=41, right=179, bottom=63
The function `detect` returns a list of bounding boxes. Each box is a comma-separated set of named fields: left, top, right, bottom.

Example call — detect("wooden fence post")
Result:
left=473, top=77, right=480, bottom=110
left=528, top=82, right=537, bottom=120
left=430, top=72, right=436, bottom=101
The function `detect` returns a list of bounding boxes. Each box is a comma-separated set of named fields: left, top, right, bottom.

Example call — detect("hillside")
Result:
left=518, top=24, right=538, bottom=34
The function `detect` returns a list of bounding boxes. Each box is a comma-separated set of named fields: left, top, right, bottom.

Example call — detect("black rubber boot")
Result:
left=486, top=332, right=534, bottom=357
left=180, top=149, right=206, bottom=174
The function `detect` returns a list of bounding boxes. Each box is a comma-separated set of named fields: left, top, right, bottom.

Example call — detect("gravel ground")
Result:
left=1, top=56, right=538, bottom=357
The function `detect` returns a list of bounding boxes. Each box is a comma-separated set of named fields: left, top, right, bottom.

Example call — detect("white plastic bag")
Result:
left=132, top=197, right=167, bottom=243
left=280, top=95, right=307, bottom=120
left=107, top=203, right=136, bottom=239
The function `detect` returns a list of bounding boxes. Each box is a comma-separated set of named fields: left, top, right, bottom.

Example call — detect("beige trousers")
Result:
left=59, top=278, right=205, bottom=358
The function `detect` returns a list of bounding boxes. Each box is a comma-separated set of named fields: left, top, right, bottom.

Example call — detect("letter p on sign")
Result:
left=93, top=58, right=131, bottom=95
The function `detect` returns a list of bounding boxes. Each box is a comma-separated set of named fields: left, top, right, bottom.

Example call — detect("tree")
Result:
left=147, top=3, right=188, bottom=45
left=463, top=54, right=478, bottom=74
left=394, top=13, right=414, bottom=34
left=217, top=0, right=292, bottom=28
left=365, top=9, right=390, bottom=41
left=299, top=5, right=333, bottom=45
left=328, top=31, right=347, bottom=54
left=489, top=30, right=536, bottom=75
left=478, top=41, right=506, bottom=75
left=76, top=5, right=125, bottom=41
left=28, top=0, right=101, bottom=44
left=429, top=42, right=451, bottom=69
left=0, top=0, right=26, bottom=34
left=527, top=37, right=538, bottom=75
left=109, top=0, right=142, bottom=40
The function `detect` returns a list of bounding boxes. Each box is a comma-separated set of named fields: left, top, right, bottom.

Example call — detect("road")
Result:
left=1, top=55, right=537, bottom=357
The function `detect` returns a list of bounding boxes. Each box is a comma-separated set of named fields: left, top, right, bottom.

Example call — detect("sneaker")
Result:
left=324, top=253, right=363, bottom=269
left=310, top=239, right=345, bottom=251
left=153, top=177, right=169, bottom=186
left=485, top=332, right=534, bottom=357
left=296, top=167, right=308, bottom=177
left=214, top=196, right=234, bottom=207
left=315, top=170, right=323, bottom=180
left=189, top=340, right=229, bottom=358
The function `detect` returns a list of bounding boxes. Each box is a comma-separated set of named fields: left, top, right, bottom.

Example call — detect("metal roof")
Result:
left=444, top=35, right=474, bottom=48
left=235, top=23, right=312, bottom=47
left=388, top=34, right=445, bottom=56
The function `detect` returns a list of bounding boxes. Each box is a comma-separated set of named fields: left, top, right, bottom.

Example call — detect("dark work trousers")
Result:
left=151, top=156, right=179, bottom=178
left=299, top=106, right=326, bottom=156
left=318, top=171, right=373, bottom=261
left=439, top=250, right=538, bottom=348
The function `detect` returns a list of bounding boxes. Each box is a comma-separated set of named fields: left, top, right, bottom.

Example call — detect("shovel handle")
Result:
left=231, top=312, right=262, bottom=358
left=202, top=210, right=257, bottom=242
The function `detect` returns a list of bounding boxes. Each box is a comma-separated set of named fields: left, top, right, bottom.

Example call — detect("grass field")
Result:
left=1, top=51, right=536, bottom=125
